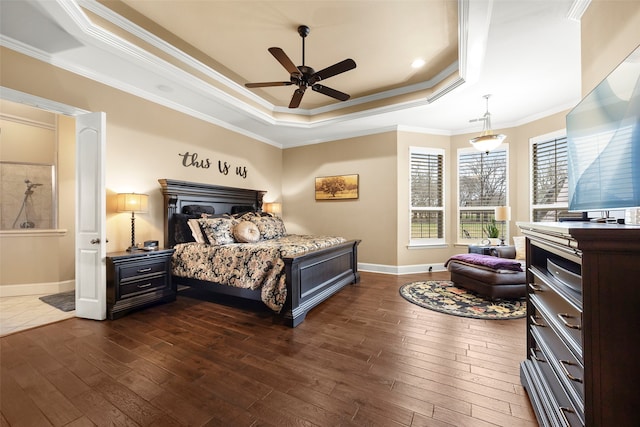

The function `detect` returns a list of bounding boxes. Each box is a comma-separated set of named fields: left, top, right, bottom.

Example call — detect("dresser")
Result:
left=106, top=249, right=175, bottom=319
left=517, top=222, right=640, bottom=427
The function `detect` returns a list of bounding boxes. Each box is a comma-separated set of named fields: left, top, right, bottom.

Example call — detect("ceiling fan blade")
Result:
left=310, top=58, right=356, bottom=83
left=289, top=88, right=305, bottom=108
left=268, top=47, right=300, bottom=75
left=312, top=84, right=350, bottom=101
left=245, top=81, right=292, bottom=88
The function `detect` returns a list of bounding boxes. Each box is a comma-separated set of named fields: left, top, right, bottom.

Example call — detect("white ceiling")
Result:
left=0, top=0, right=583, bottom=148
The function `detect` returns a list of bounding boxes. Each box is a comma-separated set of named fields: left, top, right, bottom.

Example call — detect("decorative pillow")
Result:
left=513, top=235, right=526, bottom=260
left=248, top=215, right=287, bottom=240
left=173, top=213, right=200, bottom=243
left=183, top=205, right=215, bottom=215
left=198, top=217, right=238, bottom=245
left=233, top=220, right=260, bottom=243
left=187, top=218, right=208, bottom=244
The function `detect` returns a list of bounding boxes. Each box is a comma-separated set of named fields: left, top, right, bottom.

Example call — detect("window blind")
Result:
left=410, top=148, right=444, bottom=242
left=533, top=137, right=568, bottom=205
left=458, top=150, right=507, bottom=207
left=411, top=151, right=443, bottom=207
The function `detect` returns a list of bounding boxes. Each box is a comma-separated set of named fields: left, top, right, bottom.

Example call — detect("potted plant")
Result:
left=485, top=219, right=500, bottom=245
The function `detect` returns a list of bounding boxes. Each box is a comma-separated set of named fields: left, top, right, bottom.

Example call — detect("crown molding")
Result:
left=567, top=0, right=591, bottom=21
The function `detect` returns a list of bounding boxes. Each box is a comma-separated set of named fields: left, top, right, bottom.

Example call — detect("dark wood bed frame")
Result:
left=159, top=179, right=360, bottom=327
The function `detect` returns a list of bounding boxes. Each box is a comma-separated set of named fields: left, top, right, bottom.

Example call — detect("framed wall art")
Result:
left=315, top=174, right=359, bottom=200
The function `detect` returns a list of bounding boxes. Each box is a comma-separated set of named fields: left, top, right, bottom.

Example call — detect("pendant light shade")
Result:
left=469, top=94, right=506, bottom=154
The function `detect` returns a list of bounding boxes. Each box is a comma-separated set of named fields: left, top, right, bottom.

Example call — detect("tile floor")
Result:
left=0, top=294, right=75, bottom=336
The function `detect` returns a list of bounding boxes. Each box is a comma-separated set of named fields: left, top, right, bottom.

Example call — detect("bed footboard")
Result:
left=282, top=239, right=360, bottom=327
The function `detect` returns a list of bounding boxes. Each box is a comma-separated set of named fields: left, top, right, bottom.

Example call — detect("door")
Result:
left=75, top=112, right=107, bottom=320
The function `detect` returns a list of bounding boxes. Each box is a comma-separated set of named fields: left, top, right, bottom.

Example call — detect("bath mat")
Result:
left=399, top=280, right=526, bottom=320
left=39, top=290, right=75, bottom=312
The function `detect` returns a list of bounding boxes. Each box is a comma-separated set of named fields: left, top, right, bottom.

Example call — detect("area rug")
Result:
left=399, top=280, right=526, bottom=320
left=39, top=290, right=75, bottom=312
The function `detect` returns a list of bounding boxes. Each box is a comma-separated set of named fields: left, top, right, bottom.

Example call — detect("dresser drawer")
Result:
left=119, top=259, right=168, bottom=280
left=530, top=307, right=585, bottom=415
left=120, top=275, right=169, bottom=298
left=530, top=274, right=583, bottom=356
left=527, top=332, right=585, bottom=427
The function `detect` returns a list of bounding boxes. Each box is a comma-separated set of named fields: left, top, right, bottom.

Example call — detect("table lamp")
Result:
left=263, top=202, right=282, bottom=217
left=117, top=193, right=149, bottom=251
left=495, top=206, right=511, bottom=246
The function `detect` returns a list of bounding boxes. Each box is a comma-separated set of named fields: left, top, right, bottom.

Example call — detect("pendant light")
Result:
left=469, top=94, right=506, bottom=154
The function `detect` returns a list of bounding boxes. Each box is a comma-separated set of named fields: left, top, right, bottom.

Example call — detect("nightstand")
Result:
left=106, top=248, right=175, bottom=319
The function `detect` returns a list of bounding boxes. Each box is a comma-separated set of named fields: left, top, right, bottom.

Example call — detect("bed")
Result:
left=159, top=179, right=360, bottom=327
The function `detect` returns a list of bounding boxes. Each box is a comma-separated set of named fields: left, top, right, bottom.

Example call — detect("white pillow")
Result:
left=233, top=221, right=260, bottom=243
left=513, top=235, right=526, bottom=260
left=187, top=218, right=207, bottom=244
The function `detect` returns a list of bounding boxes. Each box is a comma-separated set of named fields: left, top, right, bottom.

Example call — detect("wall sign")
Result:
left=178, top=151, right=248, bottom=179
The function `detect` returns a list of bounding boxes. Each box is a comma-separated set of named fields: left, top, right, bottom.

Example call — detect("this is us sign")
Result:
left=178, top=151, right=248, bottom=179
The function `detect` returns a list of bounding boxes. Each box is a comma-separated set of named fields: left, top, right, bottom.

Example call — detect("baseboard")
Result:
left=0, top=280, right=75, bottom=297
left=358, top=263, right=447, bottom=275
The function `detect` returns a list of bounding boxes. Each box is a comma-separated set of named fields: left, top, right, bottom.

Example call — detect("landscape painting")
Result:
left=315, top=174, right=359, bottom=200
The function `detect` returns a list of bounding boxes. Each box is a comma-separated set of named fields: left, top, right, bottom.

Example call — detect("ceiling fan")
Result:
left=245, top=25, right=356, bottom=108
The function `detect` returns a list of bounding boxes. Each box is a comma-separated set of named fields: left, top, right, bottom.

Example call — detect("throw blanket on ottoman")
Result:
left=445, top=253, right=526, bottom=299
left=445, top=253, right=523, bottom=273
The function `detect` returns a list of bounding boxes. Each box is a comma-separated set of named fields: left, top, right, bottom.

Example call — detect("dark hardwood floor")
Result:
left=0, top=271, right=537, bottom=426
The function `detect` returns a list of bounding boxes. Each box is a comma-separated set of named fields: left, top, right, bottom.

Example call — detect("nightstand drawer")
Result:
left=120, top=260, right=168, bottom=280
left=120, top=275, right=169, bottom=298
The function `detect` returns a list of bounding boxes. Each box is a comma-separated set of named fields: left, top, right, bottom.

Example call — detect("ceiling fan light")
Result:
left=469, top=94, right=506, bottom=153
left=469, top=133, right=506, bottom=153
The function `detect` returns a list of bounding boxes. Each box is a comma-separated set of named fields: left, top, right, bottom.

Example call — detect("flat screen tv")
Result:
left=566, top=44, right=640, bottom=214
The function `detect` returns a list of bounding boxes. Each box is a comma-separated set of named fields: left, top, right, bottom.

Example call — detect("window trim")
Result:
left=409, top=146, right=446, bottom=247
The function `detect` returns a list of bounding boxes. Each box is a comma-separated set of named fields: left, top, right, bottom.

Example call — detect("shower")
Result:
left=11, top=179, right=42, bottom=229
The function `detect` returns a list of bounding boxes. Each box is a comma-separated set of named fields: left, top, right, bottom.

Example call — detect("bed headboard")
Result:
left=159, top=179, right=266, bottom=248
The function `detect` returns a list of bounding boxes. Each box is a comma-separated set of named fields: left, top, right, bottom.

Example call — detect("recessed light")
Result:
left=411, top=58, right=426, bottom=69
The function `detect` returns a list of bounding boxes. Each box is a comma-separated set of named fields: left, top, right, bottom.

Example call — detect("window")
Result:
left=531, top=134, right=576, bottom=222
left=410, top=147, right=444, bottom=245
left=458, top=147, right=507, bottom=243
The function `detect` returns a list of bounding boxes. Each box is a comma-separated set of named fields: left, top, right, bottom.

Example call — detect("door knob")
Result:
left=90, top=238, right=101, bottom=244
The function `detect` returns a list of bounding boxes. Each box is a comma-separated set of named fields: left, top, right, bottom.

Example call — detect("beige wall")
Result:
left=580, top=0, right=640, bottom=96
left=0, top=113, right=75, bottom=291
left=0, top=47, right=282, bottom=293
left=282, top=132, right=397, bottom=266
left=396, top=131, right=452, bottom=267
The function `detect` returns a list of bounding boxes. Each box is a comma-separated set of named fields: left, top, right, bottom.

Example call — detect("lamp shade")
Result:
left=495, top=206, right=511, bottom=221
left=470, top=133, right=506, bottom=153
left=263, top=202, right=282, bottom=216
left=117, top=193, right=149, bottom=213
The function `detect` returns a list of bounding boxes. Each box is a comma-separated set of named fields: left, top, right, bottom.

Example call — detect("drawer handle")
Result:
left=530, top=315, right=545, bottom=327
left=559, top=406, right=575, bottom=425
left=137, top=283, right=153, bottom=289
left=559, top=360, right=583, bottom=383
left=528, top=283, right=542, bottom=292
left=137, top=268, right=152, bottom=273
left=530, top=347, right=545, bottom=362
left=557, top=313, right=581, bottom=330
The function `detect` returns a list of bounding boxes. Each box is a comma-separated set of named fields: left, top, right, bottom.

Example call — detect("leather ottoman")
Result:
left=447, top=258, right=526, bottom=299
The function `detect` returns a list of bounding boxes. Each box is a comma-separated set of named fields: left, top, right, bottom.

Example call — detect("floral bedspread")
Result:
left=172, top=235, right=346, bottom=312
